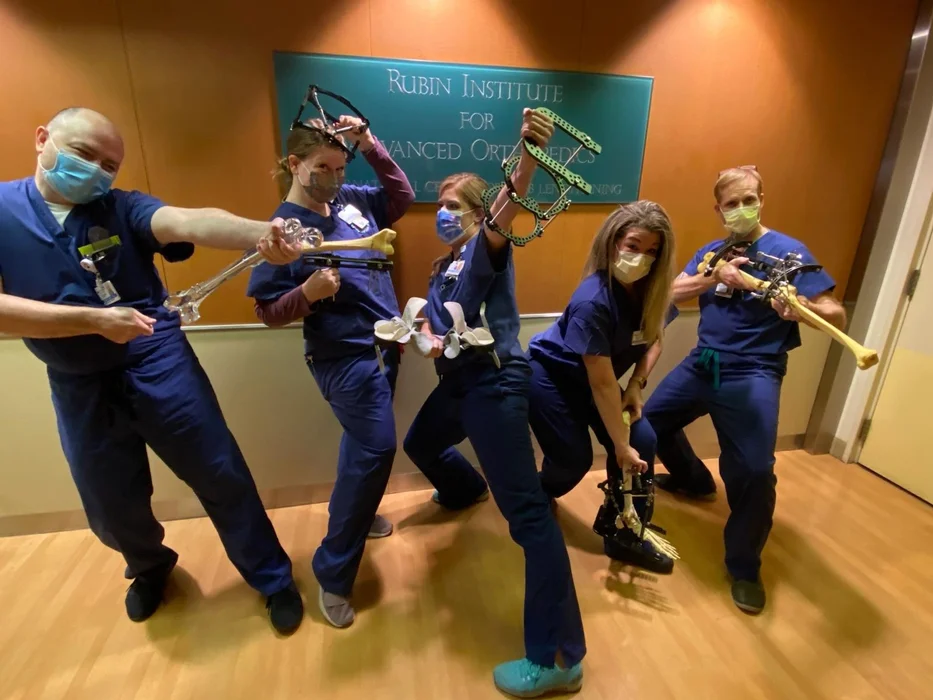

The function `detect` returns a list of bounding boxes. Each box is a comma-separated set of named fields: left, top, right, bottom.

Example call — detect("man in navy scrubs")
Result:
left=644, top=166, right=846, bottom=614
left=0, top=107, right=304, bottom=633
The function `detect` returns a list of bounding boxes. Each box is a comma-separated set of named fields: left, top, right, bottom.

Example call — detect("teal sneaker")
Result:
left=493, top=658, right=583, bottom=698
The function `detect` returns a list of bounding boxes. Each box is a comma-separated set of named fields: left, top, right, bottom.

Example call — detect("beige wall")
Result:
left=0, top=312, right=829, bottom=535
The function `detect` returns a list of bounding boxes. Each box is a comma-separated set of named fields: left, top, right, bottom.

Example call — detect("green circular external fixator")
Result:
left=501, top=152, right=573, bottom=220
left=523, top=142, right=591, bottom=195
left=481, top=154, right=573, bottom=246
left=478, top=108, right=603, bottom=246
left=533, top=107, right=602, bottom=156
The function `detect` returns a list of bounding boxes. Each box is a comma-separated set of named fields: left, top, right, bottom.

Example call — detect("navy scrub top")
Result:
left=246, top=185, right=399, bottom=362
left=425, top=230, right=523, bottom=375
left=528, top=270, right=678, bottom=386
left=685, top=230, right=835, bottom=356
left=0, top=177, right=192, bottom=374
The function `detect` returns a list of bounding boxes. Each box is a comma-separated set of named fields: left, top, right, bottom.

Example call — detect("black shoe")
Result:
left=266, top=583, right=304, bottom=635
left=731, top=579, right=766, bottom=614
left=603, top=529, right=675, bottom=574
left=125, top=568, right=172, bottom=622
left=655, top=473, right=717, bottom=501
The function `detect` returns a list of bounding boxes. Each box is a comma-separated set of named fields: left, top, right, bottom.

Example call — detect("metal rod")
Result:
left=489, top=141, right=586, bottom=228
left=487, top=141, right=524, bottom=227
left=546, top=144, right=583, bottom=214
left=564, top=144, right=584, bottom=166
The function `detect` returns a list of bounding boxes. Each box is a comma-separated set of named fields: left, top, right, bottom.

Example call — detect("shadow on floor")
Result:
left=144, top=566, right=282, bottom=662
left=553, top=501, right=678, bottom=618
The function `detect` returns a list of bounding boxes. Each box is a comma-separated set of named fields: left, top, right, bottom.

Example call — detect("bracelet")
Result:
left=631, top=375, right=647, bottom=390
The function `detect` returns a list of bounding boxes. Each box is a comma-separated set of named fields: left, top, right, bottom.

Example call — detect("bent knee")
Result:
left=501, top=489, right=557, bottom=538
left=541, top=440, right=594, bottom=478
left=358, top=434, right=397, bottom=466
left=631, top=419, right=658, bottom=454
left=371, top=442, right=398, bottom=462
left=402, top=430, right=425, bottom=462
left=344, top=416, right=397, bottom=460
left=725, top=465, right=776, bottom=493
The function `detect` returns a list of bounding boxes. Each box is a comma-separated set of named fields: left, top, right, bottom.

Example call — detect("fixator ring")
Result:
left=290, top=85, right=371, bottom=162
left=481, top=107, right=602, bottom=246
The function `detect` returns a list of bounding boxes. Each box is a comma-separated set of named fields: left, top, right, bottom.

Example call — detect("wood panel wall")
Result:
left=0, top=0, right=918, bottom=320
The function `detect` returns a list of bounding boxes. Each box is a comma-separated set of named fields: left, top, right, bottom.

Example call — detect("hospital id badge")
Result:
left=445, top=259, right=465, bottom=279
left=338, top=204, right=370, bottom=232
left=632, top=330, right=647, bottom=346
left=95, top=279, right=121, bottom=306
left=714, top=282, right=734, bottom=298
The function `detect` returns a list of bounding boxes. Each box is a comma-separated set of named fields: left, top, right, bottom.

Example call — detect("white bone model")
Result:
left=374, top=297, right=498, bottom=365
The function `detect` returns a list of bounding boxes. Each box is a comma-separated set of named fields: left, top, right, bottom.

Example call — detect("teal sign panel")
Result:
left=272, top=52, right=653, bottom=204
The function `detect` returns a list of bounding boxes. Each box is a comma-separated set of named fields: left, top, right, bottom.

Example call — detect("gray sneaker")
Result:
left=367, top=514, right=394, bottom=539
left=318, top=587, right=355, bottom=628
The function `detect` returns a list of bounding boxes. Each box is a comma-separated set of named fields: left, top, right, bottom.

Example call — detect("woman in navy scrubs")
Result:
left=526, top=201, right=678, bottom=574
left=247, top=116, right=414, bottom=628
left=402, top=109, right=586, bottom=699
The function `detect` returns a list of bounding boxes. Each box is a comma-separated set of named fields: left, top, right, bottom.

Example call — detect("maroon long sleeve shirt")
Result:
left=254, top=137, right=414, bottom=327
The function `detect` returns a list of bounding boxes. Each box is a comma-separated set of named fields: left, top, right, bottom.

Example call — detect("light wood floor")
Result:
left=1, top=450, right=932, bottom=700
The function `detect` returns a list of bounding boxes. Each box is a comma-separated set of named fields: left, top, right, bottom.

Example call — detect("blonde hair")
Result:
left=438, top=172, right=487, bottom=213
left=273, top=126, right=344, bottom=198
left=714, top=165, right=762, bottom=202
left=582, top=201, right=676, bottom=344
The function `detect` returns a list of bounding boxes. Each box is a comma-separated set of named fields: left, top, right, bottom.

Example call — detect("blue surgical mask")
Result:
left=40, top=138, right=114, bottom=204
left=436, top=207, right=477, bottom=245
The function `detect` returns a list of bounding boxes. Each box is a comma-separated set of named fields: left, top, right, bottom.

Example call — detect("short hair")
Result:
left=46, top=107, right=113, bottom=133
left=714, top=165, right=762, bottom=201
left=48, top=107, right=85, bottom=130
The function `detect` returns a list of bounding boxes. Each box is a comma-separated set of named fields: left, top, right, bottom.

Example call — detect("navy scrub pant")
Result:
left=308, top=346, right=399, bottom=598
left=49, top=329, right=293, bottom=596
left=528, top=357, right=658, bottom=522
left=403, top=361, right=586, bottom=668
left=643, top=347, right=784, bottom=581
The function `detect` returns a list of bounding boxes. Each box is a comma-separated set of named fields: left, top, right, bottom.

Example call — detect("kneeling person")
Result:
left=527, top=201, right=677, bottom=573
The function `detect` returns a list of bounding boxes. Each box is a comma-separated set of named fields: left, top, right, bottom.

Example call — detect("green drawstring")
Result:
left=695, top=348, right=721, bottom=390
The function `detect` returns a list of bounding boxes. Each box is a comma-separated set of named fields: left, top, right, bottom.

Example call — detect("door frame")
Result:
left=828, top=99, right=933, bottom=464
left=853, top=200, right=933, bottom=464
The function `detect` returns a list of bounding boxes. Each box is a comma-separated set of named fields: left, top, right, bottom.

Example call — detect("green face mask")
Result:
left=722, top=204, right=760, bottom=235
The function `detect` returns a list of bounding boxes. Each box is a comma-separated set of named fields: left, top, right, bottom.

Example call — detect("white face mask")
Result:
left=612, top=251, right=655, bottom=284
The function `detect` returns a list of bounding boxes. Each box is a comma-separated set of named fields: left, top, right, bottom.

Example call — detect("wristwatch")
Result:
left=631, top=375, right=647, bottom=390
